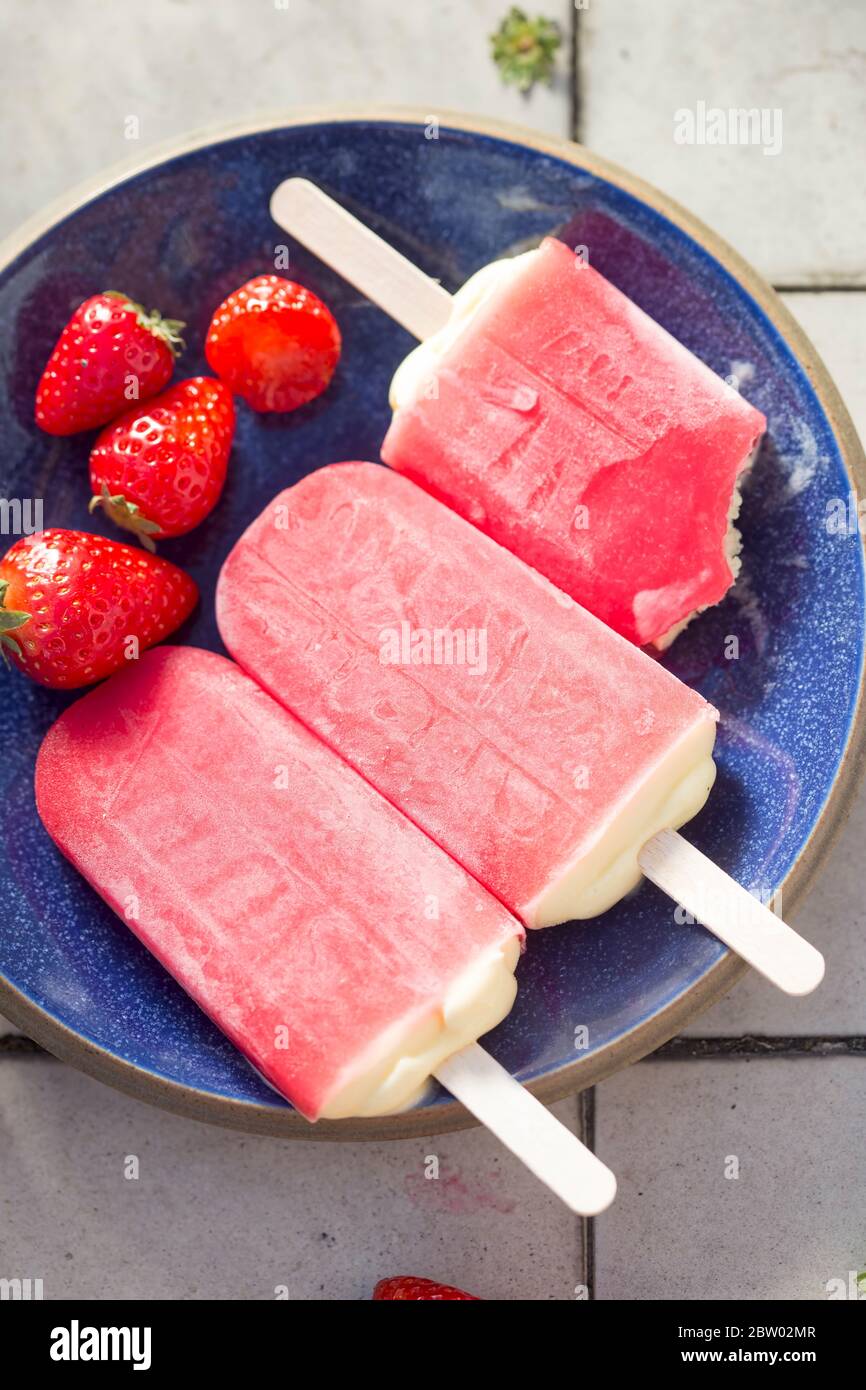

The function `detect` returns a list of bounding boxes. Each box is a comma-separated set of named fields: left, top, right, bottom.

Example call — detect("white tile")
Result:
left=580, top=0, right=866, bottom=285
left=682, top=703, right=866, bottom=1038
left=781, top=291, right=866, bottom=446
left=0, top=1060, right=581, bottom=1300
left=594, top=1057, right=866, bottom=1300
left=0, top=0, right=573, bottom=239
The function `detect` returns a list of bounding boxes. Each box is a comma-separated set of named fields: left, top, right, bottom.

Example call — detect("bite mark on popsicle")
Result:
left=384, top=240, right=766, bottom=649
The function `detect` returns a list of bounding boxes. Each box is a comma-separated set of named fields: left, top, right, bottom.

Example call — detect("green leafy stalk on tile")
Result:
left=490, top=7, right=562, bottom=93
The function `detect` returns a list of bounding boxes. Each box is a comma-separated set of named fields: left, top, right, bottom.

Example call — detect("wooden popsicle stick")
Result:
left=270, top=177, right=826, bottom=999
left=639, top=829, right=824, bottom=996
left=435, top=1043, right=616, bottom=1216
left=270, top=178, right=452, bottom=340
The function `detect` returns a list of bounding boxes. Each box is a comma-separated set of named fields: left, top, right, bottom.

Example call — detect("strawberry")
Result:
left=35, top=292, right=185, bottom=436
left=0, top=530, right=197, bottom=689
left=88, top=378, right=235, bottom=549
left=205, top=275, right=340, bottom=413
left=372, top=1276, right=480, bottom=1301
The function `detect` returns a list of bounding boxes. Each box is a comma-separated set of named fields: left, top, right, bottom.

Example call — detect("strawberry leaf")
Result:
left=490, top=7, right=561, bottom=93
left=90, top=485, right=162, bottom=554
left=0, top=578, right=30, bottom=633
left=0, top=578, right=29, bottom=667
left=103, top=291, right=186, bottom=357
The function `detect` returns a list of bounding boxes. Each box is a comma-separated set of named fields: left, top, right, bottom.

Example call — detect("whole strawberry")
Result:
left=205, top=275, right=340, bottom=413
left=89, top=378, right=235, bottom=548
left=372, top=1276, right=480, bottom=1301
left=35, top=292, right=184, bottom=436
left=0, top=530, right=197, bottom=689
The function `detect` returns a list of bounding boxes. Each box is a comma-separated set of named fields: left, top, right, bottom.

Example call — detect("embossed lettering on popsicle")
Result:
left=217, top=464, right=719, bottom=927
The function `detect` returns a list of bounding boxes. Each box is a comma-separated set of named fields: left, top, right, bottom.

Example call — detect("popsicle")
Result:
left=270, top=179, right=766, bottom=650
left=36, top=644, right=617, bottom=1214
left=217, top=462, right=823, bottom=995
left=35, top=645, right=522, bottom=1121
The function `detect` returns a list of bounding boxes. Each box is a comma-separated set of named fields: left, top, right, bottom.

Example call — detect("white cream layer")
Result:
left=527, top=714, right=718, bottom=928
left=389, top=252, right=537, bottom=411
left=320, top=936, right=522, bottom=1119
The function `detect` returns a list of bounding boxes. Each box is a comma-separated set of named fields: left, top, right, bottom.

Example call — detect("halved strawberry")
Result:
left=35, top=292, right=184, bottom=436
left=0, top=530, right=197, bottom=689
left=205, top=275, right=340, bottom=412
left=89, top=377, right=235, bottom=548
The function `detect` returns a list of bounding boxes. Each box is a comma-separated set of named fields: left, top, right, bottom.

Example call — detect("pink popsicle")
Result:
left=217, top=463, right=719, bottom=929
left=35, top=646, right=523, bottom=1120
left=381, top=237, right=766, bottom=648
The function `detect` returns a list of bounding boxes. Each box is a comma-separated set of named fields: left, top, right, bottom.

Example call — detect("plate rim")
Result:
left=1, top=104, right=864, bottom=1141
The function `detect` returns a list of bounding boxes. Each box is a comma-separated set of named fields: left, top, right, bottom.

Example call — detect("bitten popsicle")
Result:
left=36, top=645, right=616, bottom=1213
left=217, top=463, right=823, bottom=995
left=270, top=178, right=766, bottom=650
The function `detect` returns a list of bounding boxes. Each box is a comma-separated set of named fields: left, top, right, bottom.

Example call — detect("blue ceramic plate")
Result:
left=0, top=111, right=863, bottom=1138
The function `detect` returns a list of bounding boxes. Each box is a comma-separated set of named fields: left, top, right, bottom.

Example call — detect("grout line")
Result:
left=774, top=284, right=866, bottom=294
left=0, top=1034, right=48, bottom=1056
left=3, top=1034, right=864, bottom=1063
left=578, top=1086, right=596, bottom=1299
left=570, top=1, right=583, bottom=143
left=650, top=1035, right=866, bottom=1059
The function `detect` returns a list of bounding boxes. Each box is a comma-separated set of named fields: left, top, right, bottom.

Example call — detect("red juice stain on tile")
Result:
left=404, top=1166, right=517, bottom=1214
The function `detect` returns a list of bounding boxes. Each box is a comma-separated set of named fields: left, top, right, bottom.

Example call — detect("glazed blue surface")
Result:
left=0, top=120, right=862, bottom=1115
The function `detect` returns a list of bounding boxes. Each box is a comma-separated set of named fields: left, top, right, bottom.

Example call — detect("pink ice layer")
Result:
left=217, top=463, right=718, bottom=927
left=34, top=646, right=521, bottom=1120
left=381, top=237, right=766, bottom=648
